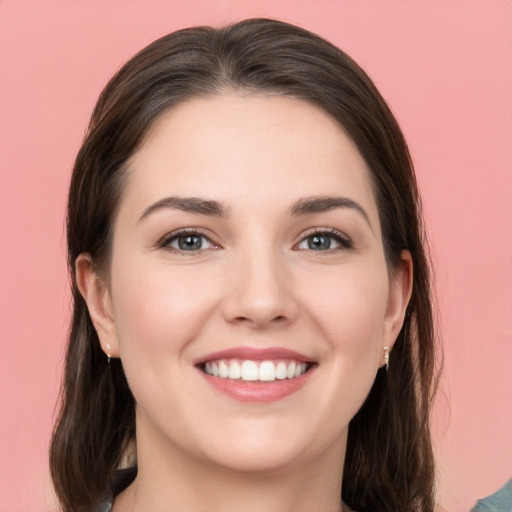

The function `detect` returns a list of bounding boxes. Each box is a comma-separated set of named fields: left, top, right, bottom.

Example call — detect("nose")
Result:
left=221, top=246, right=299, bottom=329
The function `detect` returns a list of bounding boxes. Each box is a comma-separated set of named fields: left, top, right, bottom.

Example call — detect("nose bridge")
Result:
left=222, top=237, right=297, bottom=327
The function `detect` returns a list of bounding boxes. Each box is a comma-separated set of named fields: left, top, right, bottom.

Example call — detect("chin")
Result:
left=192, top=420, right=330, bottom=476
left=203, top=444, right=308, bottom=476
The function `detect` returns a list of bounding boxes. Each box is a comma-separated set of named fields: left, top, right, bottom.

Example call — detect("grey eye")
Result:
left=296, top=230, right=352, bottom=252
left=308, top=234, right=332, bottom=250
left=168, top=234, right=214, bottom=251
left=298, top=234, right=339, bottom=251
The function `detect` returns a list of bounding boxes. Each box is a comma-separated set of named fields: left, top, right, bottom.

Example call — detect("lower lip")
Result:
left=198, top=366, right=316, bottom=403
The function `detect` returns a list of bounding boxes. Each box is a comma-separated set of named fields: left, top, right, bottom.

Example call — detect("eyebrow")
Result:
left=138, top=194, right=372, bottom=229
left=289, top=195, right=373, bottom=229
left=138, top=196, right=230, bottom=223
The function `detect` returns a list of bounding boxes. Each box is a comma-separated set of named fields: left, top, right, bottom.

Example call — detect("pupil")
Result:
left=179, top=235, right=202, bottom=250
left=309, top=235, right=331, bottom=250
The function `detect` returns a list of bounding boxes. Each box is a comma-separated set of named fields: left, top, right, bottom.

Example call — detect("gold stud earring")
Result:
left=383, top=346, right=390, bottom=371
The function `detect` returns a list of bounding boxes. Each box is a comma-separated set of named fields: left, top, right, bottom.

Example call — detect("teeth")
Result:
left=228, top=360, right=241, bottom=379
left=287, top=361, right=296, bottom=379
left=241, top=360, right=259, bottom=381
left=258, top=361, right=275, bottom=381
left=203, top=359, right=309, bottom=382
left=218, top=360, right=229, bottom=378
left=275, top=361, right=287, bottom=380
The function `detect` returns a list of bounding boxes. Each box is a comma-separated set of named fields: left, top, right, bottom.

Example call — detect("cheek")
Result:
left=108, top=258, right=220, bottom=433
left=109, top=256, right=220, bottom=359
left=302, top=262, right=389, bottom=347
left=300, top=261, right=389, bottom=411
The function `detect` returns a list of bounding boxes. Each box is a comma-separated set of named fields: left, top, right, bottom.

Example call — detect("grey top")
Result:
left=470, top=480, right=512, bottom=512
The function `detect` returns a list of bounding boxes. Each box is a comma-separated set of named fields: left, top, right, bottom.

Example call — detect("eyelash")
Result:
left=157, top=227, right=353, bottom=254
left=158, top=228, right=220, bottom=254
left=295, top=228, right=353, bottom=252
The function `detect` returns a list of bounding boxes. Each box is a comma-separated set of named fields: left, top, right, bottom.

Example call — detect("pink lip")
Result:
left=197, top=365, right=316, bottom=403
left=194, top=346, right=317, bottom=403
left=194, top=346, right=314, bottom=365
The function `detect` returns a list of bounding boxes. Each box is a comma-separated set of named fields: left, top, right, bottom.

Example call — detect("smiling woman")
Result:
left=50, top=18, right=438, bottom=512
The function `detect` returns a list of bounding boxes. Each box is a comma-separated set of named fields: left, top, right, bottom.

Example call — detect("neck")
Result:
left=115, top=426, right=347, bottom=512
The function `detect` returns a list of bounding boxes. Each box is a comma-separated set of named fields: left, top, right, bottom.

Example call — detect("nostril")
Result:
left=221, top=286, right=299, bottom=327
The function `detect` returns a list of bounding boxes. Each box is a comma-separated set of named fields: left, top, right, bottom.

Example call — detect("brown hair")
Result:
left=50, top=18, right=439, bottom=512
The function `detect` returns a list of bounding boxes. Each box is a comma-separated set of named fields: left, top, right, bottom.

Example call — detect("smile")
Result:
left=195, top=347, right=317, bottom=402
left=202, top=359, right=310, bottom=382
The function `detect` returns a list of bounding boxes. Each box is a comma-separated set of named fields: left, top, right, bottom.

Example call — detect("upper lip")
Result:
left=194, top=346, right=315, bottom=365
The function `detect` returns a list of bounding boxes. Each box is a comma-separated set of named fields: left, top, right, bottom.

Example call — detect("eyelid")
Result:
left=294, top=227, right=353, bottom=250
left=156, top=226, right=352, bottom=253
left=157, top=227, right=222, bottom=252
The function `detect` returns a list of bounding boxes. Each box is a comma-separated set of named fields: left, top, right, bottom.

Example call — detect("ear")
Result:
left=382, top=250, right=413, bottom=360
left=75, top=253, right=119, bottom=359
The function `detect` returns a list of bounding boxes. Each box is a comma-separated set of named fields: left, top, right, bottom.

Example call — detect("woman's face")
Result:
left=81, top=93, right=411, bottom=475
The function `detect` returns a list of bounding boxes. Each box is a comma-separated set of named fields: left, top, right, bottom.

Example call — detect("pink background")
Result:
left=1, top=1, right=511, bottom=511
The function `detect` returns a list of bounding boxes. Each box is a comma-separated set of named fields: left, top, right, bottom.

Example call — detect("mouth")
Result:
left=199, top=358, right=312, bottom=382
left=195, top=347, right=317, bottom=402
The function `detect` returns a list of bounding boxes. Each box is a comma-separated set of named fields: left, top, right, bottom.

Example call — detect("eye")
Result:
left=296, top=229, right=352, bottom=251
left=159, top=230, right=218, bottom=253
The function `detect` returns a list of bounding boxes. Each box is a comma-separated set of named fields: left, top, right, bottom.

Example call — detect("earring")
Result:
left=383, top=346, right=390, bottom=371
left=106, top=344, right=112, bottom=364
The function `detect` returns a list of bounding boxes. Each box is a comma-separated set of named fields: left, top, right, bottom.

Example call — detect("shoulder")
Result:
left=470, top=479, right=512, bottom=512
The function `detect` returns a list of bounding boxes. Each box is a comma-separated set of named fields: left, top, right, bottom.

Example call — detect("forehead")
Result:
left=123, top=93, right=378, bottom=223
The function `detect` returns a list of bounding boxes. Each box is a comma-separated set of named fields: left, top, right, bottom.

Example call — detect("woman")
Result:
left=50, top=18, right=438, bottom=512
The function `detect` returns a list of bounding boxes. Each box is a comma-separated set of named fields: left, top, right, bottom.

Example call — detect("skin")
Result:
left=77, top=93, right=412, bottom=512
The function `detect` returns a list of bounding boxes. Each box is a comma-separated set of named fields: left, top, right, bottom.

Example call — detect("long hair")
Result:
left=50, top=18, right=439, bottom=512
